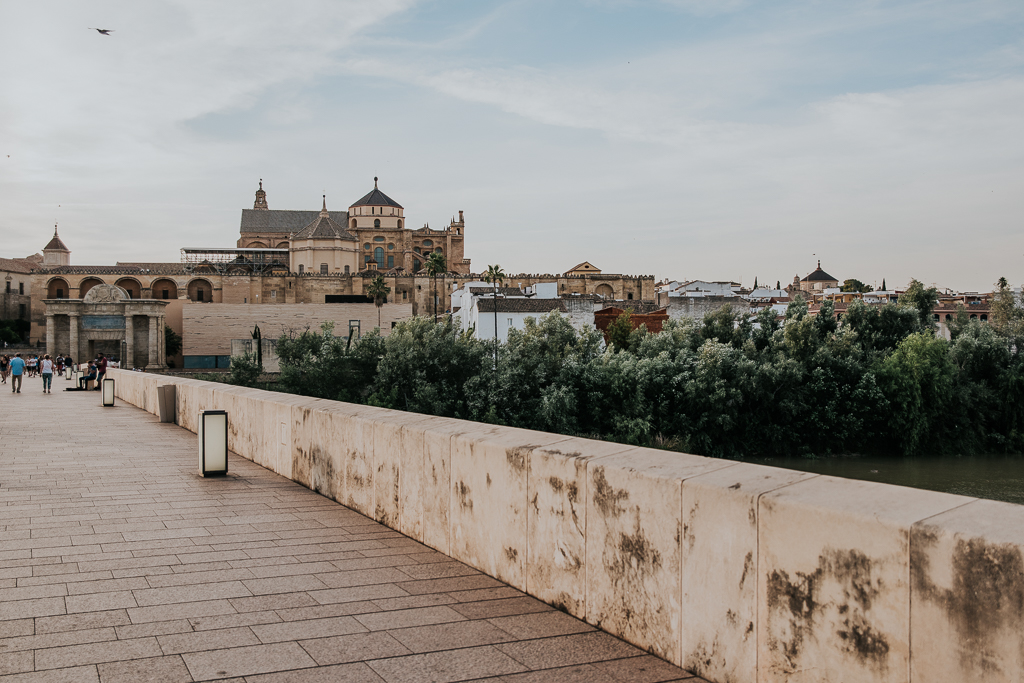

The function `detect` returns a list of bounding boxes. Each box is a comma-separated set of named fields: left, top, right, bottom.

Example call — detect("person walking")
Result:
left=94, top=353, right=107, bottom=390
left=40, top=355, right=54, bottom=393
left=9, top=353, right=25, bottom=393
left=56, top=354, right=64, bottom=377
left=0, top=355, right=9, bottom=384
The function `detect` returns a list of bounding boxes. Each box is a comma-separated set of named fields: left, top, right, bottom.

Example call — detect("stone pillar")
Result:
left=68, top=313, right=79, bottom=364
left=157, top=314, right=165, bottom=368
left=125, top=315, right=134, bottom=369
left=45, top=314, right=55, bottom=357
left=148, top=315, right=158, bottom=367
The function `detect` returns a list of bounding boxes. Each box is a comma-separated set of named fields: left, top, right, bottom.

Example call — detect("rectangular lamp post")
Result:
left=101, top=378, right=115, bottom=406
left=198, top=410, right=228, bottom=477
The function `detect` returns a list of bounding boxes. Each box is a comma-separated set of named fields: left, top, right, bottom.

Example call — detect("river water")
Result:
left=754, top=454, right=1024, bottom=505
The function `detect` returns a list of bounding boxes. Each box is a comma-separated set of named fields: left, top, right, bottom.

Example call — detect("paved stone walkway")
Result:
left=0, top=375, right=705, bottom=682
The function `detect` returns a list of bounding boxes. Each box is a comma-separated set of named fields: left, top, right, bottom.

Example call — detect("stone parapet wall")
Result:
left=107, top=368, right=1024, bottom=683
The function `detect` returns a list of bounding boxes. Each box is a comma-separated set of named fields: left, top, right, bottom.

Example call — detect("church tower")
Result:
left=253, top=179, right=269, bottom=210
left=43, top=224, right=71, bottom=267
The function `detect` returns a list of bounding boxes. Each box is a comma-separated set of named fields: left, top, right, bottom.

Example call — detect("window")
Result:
left=320, top=263, right=328, bottom=275
left=161, top=289, right=169, bottom=299
left=434, top=248, right=442, bottom=253
left=374, top=236, right=384, bottom=242
left=4, top=281, right=9, bottom=293
left=351, top=219, right=357, bottom=229
left=397, top=220, right=403, bottom=228
left=57, top=288, right=65, bottom=298
left=374, top=247, right=385, bottom=268
left=387, top=255, right=394, bottom=268
left=19, top=304, right=26, bottom=319
left=508, top=318, right=513, bottom=327
left=348, top=320, right=360, bottom=339
left=627, top=292, right=634, bottom=300
left=387, top=243, right=394, bottom=250
left=271, top=290, right=277, bottom=300
left=422, top=240, right=433, bottom=247
left=298, top=264, right=304, bottom=274
left=374, top=219, right=381, bottom=228
left=19, top=282, right=24, bottom=295
left=344, top=265, right=350, bottom=274
left=402, top=291, right=407, bottom=300
left=364, top=243, right=370, bottom=250
left=413, top=260, right=421, bottom=272
left=196, top=289, right=205, bottom=302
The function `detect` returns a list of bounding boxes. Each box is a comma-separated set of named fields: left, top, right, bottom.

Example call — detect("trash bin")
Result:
left=157, top=384, right=177, bottom=423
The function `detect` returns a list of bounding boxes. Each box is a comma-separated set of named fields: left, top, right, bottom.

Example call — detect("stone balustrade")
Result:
left=108, top=368, right=1024, bottom=683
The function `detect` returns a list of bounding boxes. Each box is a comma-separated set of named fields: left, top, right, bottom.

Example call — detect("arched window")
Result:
left=298, top=264, right=304, bottom=274
left=187, top=278, right=212, bottom=302
left=374, top=219, right=381, bottom=228
left=374, top=247, right=385, bottom=268
left=397, top=219, right=403, bottom=228
left=364, top=243, right=370, bottom=250
left=387, top=256, right=394, bottom=268
left=351, top=219, right=357, bottom=229
left=115, top=278, right=141, bottom=299
left=945, top=314, right=952, bottom=321
left=373, top=236, right=385, bottom=242
left=434, top=247, right=442, bottom=253
left=47, top=277, right=69, bottom=299
left=981, top=314, right=989, bottom=322
left=78, top=277, right=104, bottom=298
left=422, top=240, right=433, bottom=247
left=413, top=260, right=421, bottom=272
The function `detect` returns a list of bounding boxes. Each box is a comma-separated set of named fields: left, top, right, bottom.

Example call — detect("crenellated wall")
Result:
left=107, top=368, right=1024, bottom=683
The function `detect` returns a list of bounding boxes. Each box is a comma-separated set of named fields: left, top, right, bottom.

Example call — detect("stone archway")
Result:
left=151, top=278, right=178, bottom=300
left=115, top=278, right=142, bottom=299
left=187, top=278, right=213, bottom=302
left=78, top=277, right=104, bottom=298
left=47, top=277, right=70, bottom=299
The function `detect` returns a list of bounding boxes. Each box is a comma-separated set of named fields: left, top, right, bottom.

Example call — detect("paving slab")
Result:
left=0, top=380, right=697, bottom=681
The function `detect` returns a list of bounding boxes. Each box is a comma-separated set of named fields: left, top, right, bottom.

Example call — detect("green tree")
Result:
left=425, top=251, right=448, bottom=323
left=898, top=279, right=939, bottom=331
left=606, top=310, right=634, bottom=352
left=366, top=275, right=391, bottom=330
left=840, top=279, right=872, bottom=293
left=165, top=325, right=182, bottom=357
left=483, top=264, right=505, bottom=365
left=276, top=321, right=384, bottom=402
left=227, top=352, right=262, bottom=387
left=990, top=278, right=1022, bottom=337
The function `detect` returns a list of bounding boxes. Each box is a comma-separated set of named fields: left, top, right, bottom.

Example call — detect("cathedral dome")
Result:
left=350, top=177, right=403, bottom=209
left=291, top=196, right=357, bottom=241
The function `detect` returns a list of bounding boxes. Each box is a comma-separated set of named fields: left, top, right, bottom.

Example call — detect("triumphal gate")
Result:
left=43, top=284, right=169, bottom=368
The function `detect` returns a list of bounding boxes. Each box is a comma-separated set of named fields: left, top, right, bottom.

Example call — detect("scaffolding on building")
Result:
left=180, top=248, right=290, bottom=275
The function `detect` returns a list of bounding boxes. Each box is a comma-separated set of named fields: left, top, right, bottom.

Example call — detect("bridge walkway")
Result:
left=0, top=377, right=705, bottom=682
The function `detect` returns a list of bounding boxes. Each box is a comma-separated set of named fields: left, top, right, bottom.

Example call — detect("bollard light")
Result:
left=198, top=410, right=228, bottom=477
left=101, top=378, right=115, bottom=406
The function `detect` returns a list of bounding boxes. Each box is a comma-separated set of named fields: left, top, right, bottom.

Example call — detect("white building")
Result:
left=451, top=281, right=573, bottom=341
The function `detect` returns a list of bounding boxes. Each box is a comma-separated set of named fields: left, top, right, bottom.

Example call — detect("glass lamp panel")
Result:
left=200, top=412, right=228, bottom=475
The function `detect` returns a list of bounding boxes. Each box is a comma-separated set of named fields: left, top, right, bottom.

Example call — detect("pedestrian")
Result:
left=0, top=354, right=9, bottom=384
left=56, top=354, right=64, bottom=376
left=9, top=353, right=25, bottom=393
left=40, top=354, right=54, bottom=393
left=27, top=355, right=37, bottom=377
left=94, top=353, right=107, bottom=390
left=65, top=355, right=74, bottom=375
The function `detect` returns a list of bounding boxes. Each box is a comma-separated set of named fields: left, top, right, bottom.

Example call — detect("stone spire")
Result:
left=320, top=195, right=329, bottom=218
left=253, top=179, right=269, bottom=210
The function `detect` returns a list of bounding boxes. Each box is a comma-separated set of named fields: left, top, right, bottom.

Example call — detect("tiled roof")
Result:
left=39, top=264, right=187, bottom=275
left=477, top=298, right=567, bottom=314
left=240, top=209, right=349, bottom=234
left=291, top=213, right=358, bottom=241
left=44, top=233, right=69, bottom=251
left=0, top=257, right=36, bottom=274
left=802, top=266, right=837, bottom=282
left=350, top=186, right=403, bottom=209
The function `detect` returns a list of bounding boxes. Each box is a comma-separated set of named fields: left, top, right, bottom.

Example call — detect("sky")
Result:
left=1, top=0, right=1022, bottom=292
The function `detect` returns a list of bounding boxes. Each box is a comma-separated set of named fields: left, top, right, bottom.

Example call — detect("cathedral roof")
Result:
left=350, top=178, right=403, bottom=209
left=241, top=209, right=349, bottom=234
left=801, top=261, right=837, bottom=282
left=291, top=197, right=358, bottom=241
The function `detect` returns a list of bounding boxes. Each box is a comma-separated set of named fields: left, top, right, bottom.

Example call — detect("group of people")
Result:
left=1, top=352, right=109, bottom=393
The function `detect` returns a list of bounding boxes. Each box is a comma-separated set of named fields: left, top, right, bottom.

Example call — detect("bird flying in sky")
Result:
left=87, top=28, right=114, bottom=35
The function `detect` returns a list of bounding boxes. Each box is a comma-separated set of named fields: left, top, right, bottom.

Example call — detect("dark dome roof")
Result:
left=802, top=262, right=836, bottom=282
left=350, top=178, right=403, bottom=209
left=291, top=197, right=357, bottom=241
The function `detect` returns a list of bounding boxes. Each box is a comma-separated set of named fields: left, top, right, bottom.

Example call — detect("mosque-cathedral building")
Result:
left=18, top=180, right=654, bottom=365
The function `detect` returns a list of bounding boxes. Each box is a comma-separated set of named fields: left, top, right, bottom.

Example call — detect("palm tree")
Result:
left=425, top=251, right=447, bottom=324
left=483, top=264, right=505, bottom=366
left=366, top=275, right=391, bottom=330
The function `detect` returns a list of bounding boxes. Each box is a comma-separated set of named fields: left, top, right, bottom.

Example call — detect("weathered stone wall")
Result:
left=182, top=302, right=413, bottom=356
left=108, top=368, right=1024, bottom=683
left=662, top=295, right=751, bottom=320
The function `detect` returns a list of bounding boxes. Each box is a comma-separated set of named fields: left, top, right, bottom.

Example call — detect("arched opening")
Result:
left=187, top=278, right=213, bottom=302
left=115, top=278, right=142, bottom=299
left=397, top=219, right=403, bottom=229
left=151, top=279, right=178, bottom=300
left=274, top=241, right=288, bottom=249
left=352, top=218, right=357, bottom=229
left=47, top=277, right=70, bottom=299
left=945, top=314, right=952, bottom=321
left=413, top=260, right=421, bottom=273
left=970, top=314, right=978, bottom=320
left=595, top=283, right=614, bottom=298
left=78, top=277, right=104, bottom=298
left=422, top=240, right=433, bottom=248
left=374, top=219, right=381, bottom=228
left=298, top=264, right=304, bottom=274
left=374, top=247, right=385, bottom=269
left=981, top=314, right=989, bottom=322
left=248, top=241, right=267, bottom=248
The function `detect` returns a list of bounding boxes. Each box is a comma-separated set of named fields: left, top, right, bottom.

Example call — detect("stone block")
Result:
left=758, top=477, right=971, bottom=683
left=526, top=438, right=634, bottom=619
left=449, top=426, right=571, bottom=591
left=585, top=448, right=733, bottom=665
left=679, top=462, right=816, bottom=683
left=371, top=412, right=437, bottom=534
left=909, top=498, right=1024, bottom=683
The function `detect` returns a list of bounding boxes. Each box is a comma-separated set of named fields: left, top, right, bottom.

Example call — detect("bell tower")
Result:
left=253, top=179, right=269, bottom=210
left=43, top=224, right=71, bottom=267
